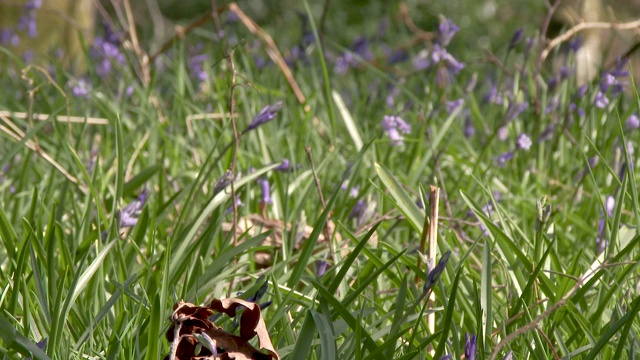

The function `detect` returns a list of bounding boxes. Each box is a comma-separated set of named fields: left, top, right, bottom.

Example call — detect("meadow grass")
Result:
left=0, top=1, right=639, bottom=359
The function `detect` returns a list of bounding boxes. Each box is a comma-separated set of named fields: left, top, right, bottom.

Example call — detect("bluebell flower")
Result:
left=412, top=49, right=430, bottom=71
left=274, top=158, right=291, bottom=172
left=484, top=84, right=504, bottom=105
left=437, top=18, right=460, bottom=46
left=508, top=28, right=524, bottom=50
left=257, top=178, right=272, bottom=205
left=516, top=133, right=532, bottom=150
left=225, top=196, right=244, bottom=215
left=501, top=350, right=514, bottom=360
left=445, top=99, right=464, bottom=114
left=576, top=84, right=588, bottom=99
left=505, top=101, right=528, bottom=122
left=382, top=115, right=411, bottom=146
left=626, top=113, right=640, bottom=130
left=118, top=189, right=149, bottom=229
left=348, top=199, right=367, bottom=221
left=464, top=114, right=475, bottom=138
left=213, top=170, right=234, bottom=195
left=594, top=91, right=609, bottom=109
left=316, top=260, right=329, bottom=277
left=538, top=125, right=555, bottom=143
left=496, top=133, right=531, bottom=166
left=423, top=251, right=451, bottom=294
left=431, top=44, right=464, bottom=74
left=334, top=37, right=373, bottom=74
left=0, top=29, right=19, bottom=46
left=70, top=78, right=91, bottom=97
left=465, top=333, right=477, bottom=360
left=595, top=218, right=606, bottom=254
left=605, top=195, right=615, bottom=217
left=600, top=73, right=616, bottom=92
left=245, top=101, right=283, bottom=132
left=568, top=36, right=583, bottom=52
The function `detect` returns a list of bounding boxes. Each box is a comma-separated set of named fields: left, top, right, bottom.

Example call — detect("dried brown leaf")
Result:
left=165, top=298, right=280, bottom=360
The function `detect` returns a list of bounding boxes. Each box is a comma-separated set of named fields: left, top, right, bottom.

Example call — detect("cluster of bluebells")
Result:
left=334, top=37, right=373, bottom=74
left=411, top=18, right=465, bottom=82
left=90, top=24, right=126, bottom=78
left=0, top=0, right=42, bottom=47
left=381, top=115, right=411, bottom=146
left=594, top=57, right=630, bottom=109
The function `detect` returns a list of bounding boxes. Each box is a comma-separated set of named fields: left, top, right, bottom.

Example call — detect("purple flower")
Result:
left=316, top=260, right=329, bottom=277
left=437, top=18, right=459, bottom=46
left=119, top=189, right=149, bottom=228
left=508, top=28, right=524, bottom=49
left=0, top=29, right=20, bottom=46
left=334, top=37, right=372, bottom=73
left=445, top=99, right=464, bottom=114
left=625, top=113, right=640, bottom=130
left=505, top=101, right=528, bottom=122
left=595, top=218, right=606, bottom=254
left=213, top=170, right=234, bottom=195
left=257, top=178, right=272, bottom=205
left=225, top=196, right=244, bottom=215
left=594, top=91, right=609, bottom=109
left=605, top=195, right=615, bottom=217
left=188, top=53, right=209, bottom=83
left=431, top=44, right=464, bottom=74
left=600, top=73, right=616, bottom=92
left=70, top=78, right=91, bottom=97
left=274, top=158, right=292, bottom=172
left=349, top=199, right=367, bottom=222
left=465, top=333, right=477, bottom=360
left=538, top=125, right=555, bottom=143
left=497, top=126, right=509, bottom=141
left=423, top=251, right=451, bottom=294
left=412, top=49, right=430, bottom=71
left=501, top=350, right=514, bottom=360
left=568, top=36, right=583, bottom=52
left=496, top=151, right=514, bottom=166
left=484, top=85, right=504, bottom=105
left=245, top=101, right=283, bottom=132
left=576, top=84, right=588, bottom=99
left=464, top=114, right=475, bottom=138
left=516, top=133, right=532, bottom=151
left=382, top=115, right=411, bottom=146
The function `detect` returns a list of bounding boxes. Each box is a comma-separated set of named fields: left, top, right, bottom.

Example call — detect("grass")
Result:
left=0, top=1, right=639, bottom=359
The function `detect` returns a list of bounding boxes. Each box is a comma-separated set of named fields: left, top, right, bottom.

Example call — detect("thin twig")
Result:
left=541, top=18, right=640, bottom=62
left=488, top=263, right=617, bottom=360
left=399, top=2, right=435, bottom=43
left=149, top=8, right=224, bottom=62
left=0, top=111, right=109, bottom=125
left=0, top=115, right=86, bottom=194
left=228, top=2, right=306, bottom=105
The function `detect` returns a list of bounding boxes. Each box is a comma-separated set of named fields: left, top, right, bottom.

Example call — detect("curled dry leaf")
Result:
left=165, top=299, right=280, bottom=360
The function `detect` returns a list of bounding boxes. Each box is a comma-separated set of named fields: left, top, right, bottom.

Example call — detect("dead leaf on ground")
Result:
left=165, top=299, right=280, bottom=360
